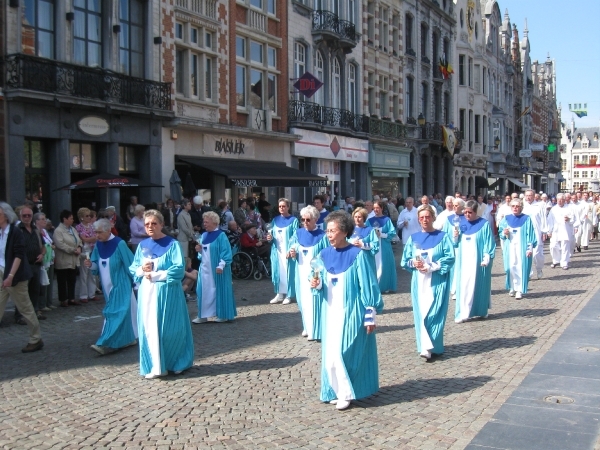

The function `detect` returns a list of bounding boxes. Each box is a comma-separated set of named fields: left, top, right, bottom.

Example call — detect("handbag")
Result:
left=39, top=267, right=50, bottom=286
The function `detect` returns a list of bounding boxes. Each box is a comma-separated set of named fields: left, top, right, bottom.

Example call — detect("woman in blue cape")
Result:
left=129, top=210, right=194, bottom=379
left=267, top=198, right=298, bottom=304
left=348, top=207, right=380, bottom=262
left=311, top=211, right=383, bottom=411
left=498, top=199, right=537, bottom=299
left=453, top=200, right=496, bottom=323
left=85, top=219, right=137, bottom=355
left=192, top=211, right=236, bottom=323
left=288, top=205, right=329, bottom=341
left=401, top=205, right=455, bottom=359
left=367, top=200, right=397, bottom=293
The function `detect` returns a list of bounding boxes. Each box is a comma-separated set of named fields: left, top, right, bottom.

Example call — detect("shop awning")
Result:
left=177, top=156, right=328, bottom=188
left=487, top=179, right=503, bottom=190
left=475, top=176, right=489, bottom=188
left=507, top=177, right=529, bottom=189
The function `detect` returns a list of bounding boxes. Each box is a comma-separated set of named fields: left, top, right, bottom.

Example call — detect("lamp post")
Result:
left=494, top=135, right=501, bottom=150
left=418, top=113, right=426, bottom=139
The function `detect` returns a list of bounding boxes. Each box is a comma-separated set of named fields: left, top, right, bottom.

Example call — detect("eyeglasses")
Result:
left=21, top=214, right=32, bottom=218
left=144, top=222, right=160, bottom=227
left=301, top=218, right=313, bottom=222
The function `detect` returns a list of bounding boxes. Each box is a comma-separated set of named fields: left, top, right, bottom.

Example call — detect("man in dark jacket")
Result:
left=105, top=206, right=129, bottom=240
left=0, top=202, right=43, bottom=353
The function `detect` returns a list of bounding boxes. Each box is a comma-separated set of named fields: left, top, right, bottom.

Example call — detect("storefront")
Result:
left=369, top=144, right=412, bottom=199
left=289, top=128, right=369, bottom=206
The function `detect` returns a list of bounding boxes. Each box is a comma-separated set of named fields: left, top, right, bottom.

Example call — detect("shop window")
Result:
left=69, top=143, right=97, bottom=171
left=23, top=0, right=55, bottom=59
left=25, top=140, right=47, bottom=211
left=119, top=146, right=137, bottom=172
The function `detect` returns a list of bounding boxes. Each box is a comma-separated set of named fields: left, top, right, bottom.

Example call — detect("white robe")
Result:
left=397, top=208, right=420, bottom=244
left=522, top=201, right=548, bottom=274
left=547, top=204, right=579, bottom=267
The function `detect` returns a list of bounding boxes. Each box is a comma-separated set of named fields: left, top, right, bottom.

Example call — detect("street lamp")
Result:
left=494, top=136, right=501, bottom=149
left=417, top=113, right=426, bottom=126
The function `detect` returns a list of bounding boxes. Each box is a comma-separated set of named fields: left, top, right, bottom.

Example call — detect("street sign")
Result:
left=520, top=166, right=529, bottom=174
left=293, top=72, right=323, bottom=99
left=530, top=143, right=545, bottom=151
left=519, top=149, right=532, bottom=158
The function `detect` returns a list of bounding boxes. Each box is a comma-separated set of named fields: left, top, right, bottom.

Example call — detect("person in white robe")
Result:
left=397, top=197, right=420, bottom=244
left=572, top=195, right=589, bottom=253
left=310, top=211, right=383, bottom=411
left=129, top=210, right=194, bottom=379
left=433, top=196, right=455, bottom=230
left=401, top=205, right=455, bottom=359
left=497, top=200, right=537, bottom=299
left=547, top=194, right=579, bottom=270
left=85, top=219, right=137, bottom=355
left=495, top=194, right=513, bottom=225
left=267, top=198, right=298, bottom=304
left=192, top=211, right=236, bottom=324
left=288, top=206, right=329, bottom=341
left=523, top=189, right=548, bottom=279
left=452, top=200, right=496, bottom=322
left=580, top=192, right=593, bottom=250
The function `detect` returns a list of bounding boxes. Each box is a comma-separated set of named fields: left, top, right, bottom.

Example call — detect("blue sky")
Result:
left=499, top=0, right=600, bottom=129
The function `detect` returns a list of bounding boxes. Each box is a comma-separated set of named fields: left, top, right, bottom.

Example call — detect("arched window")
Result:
left=332, top=58, right=341, bottom=109
left=347, top=63, right=357, bottom=113
left=294, top=42, right=306, bottom=101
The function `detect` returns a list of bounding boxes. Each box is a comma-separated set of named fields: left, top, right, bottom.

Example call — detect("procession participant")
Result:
left=85, top=219, right=137, bottom=355
left=349, top=207, right=379, bottom=263
left=129, top=210, right=194, bottom=379
left=453, top=200, right=495, bottom=322
left=191, top=211, right=236, bottom=324
left=522, top=189, right=548, bottom=279
left=313, top=195, right=329, bottom=230
left=310, top=211, right=383, bottom=411
left=397, top=197, right=420, bottom=244
left=267, top=198, right=298, bottom=305
left=433, top=196, right=455, bottom=230
left=441, top=198, right=465, bottom=300
left=547, top=194, right=579, bottom=270
left=401, top=205, right=454, bottom=359
left=496, top=194, right=513, bottom=225
left=365, top=200, right=375, bottom=219
left=368, top=201, right=397, bottom=294
left=288, top=206, right=329, bottom=341
left=498, top=200, right=537, bottom=299
left=580, top=192, right=593, bottom=250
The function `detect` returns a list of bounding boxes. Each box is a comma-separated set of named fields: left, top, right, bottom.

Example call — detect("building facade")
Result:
left=560, top=122, right=600, bottom=193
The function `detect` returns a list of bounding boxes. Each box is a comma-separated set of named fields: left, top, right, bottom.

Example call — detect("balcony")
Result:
left=3, top=54, right=171, bottom=111
left=368, top=117, right=407, bottom=140
left=175, top=0, right=217, bottom=19
left=312, top=11, right=359, bottom=51
left=506, top=154, right=520, bottom=168
left=416, top=122, right=443, bottom=142
left=288, top=100, right=366, bottom=133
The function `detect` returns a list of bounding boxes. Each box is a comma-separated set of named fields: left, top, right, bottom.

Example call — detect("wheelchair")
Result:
left=231, top=246, right=271, bottom=281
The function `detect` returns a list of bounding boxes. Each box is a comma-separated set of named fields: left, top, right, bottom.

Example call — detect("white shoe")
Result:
left=537, top=270, right=543, bottom=279
left=270, top=294, right=284, bottom=304
left=90, top=344, right=108, bottom=355
left=451, top=294, right=456, bottom=301
left=329, top=399, right=338, bottom=405
left=214, top=318, right=228, bottom=323
left=282, top=297, right=292, bottom=305
left=509, top=290, right=516, bottom=297
left=455, top=318, right=465, bottom=324
left=144, top=372, right=166, bottom=379
left=336, top=399, right=351, bottom=410
left=420, top=350, right=432, bottom=359
left=302, top=330, right=308, bottom=337
left=173, top=370, right=183, bottom=375
left=192, top=317, right=208, bottom=324
left=515, top=292, right=522, bottom=299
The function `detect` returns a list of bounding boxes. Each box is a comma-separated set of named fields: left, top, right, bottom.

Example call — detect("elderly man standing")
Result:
left=577, top=192, right=593, bottom=251
left=433, top=196, right=455, bottom=230
left=547, top=194, right=579, bottom=270
left=397, top=197, right=420, bottom=245
left=523, top=189, right=548, bottom=279
left=0, top=202, right=43, bottom=353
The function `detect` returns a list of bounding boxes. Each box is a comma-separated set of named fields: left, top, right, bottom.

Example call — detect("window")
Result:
left=119, top=0, right=144, bottom=77
left=475, top=115, right=480, bottom=143
left=73, top=0, right=102, bottom=67
left=205, top=58, right=213, bottom=99
left=250, top=41, right=263, bottom=63
left=573, top=155, right=580, bottom=164
left=582, top=154, right=589, bottom=163
left=69, top=143, right=96, bottom=171
left=24, top=140, right=47, bottom=211
left=23, top=0, right=55, bottom=59
left=468, top=110, right=473, bottom=150
left=393, top=80, right=400, bottom=119
left=482, top=67, right=487, bottom=95
left=348, top=0, right=355, bottom=24
left=176, top=50, right=184, bottom=94
left=176, top=23, right=217, bottom=101
left=236, top=65, right=246, bottom=106
left=433, top=86, right=441, bottom=123
left=175, top=22, right=183, bottom=40
left=583, top=142, right=589, bottom=149
left=582, top=171, right=589, bottom=178
left=332, top=58, right=341, bottom=109
left=314, top=51, right=324, bottom=105
left=191, top=27, right=198, bottom=44
left=236, top=37, right=246, bottom=58
left=368, top=72, right=375, bottom=115
left=574, top=171, right=580, bottom=178
left=459, top=109, right=466, bottom=138
left=405, top=14, right=413, bottom=52
left=205, top=32, right=213, bottom=50
left=459, top=55, right=466, bottom=85
left=118, top=146, right=137, bottom=172
left=268, top=47, right=276, bottom=67
left=405, top=76, right=414, bottom=119
left=420, top=82, right=428, bottom=118
left=392, top=14, right=399, bottom=53
left=380, top=7, right=389, bottom=50
left=474, top=64, right=480, bottom=92
left=367, top=2, right=375, bottom=43
left=443, top=91, right=450, bottom=124
left=379, top=76, right=388, bottom=117
left=237, top=36, right=280, bottom=112
left=191, top=54, right=199, bottom=96
left=432, top=32, right=439, bottom=71
left=293, top=42, right=306, bottom=101
left=420, top=23, right=428, bottom=59
left=348, top=64, right=357, bottom=113
left=267, top=0, right=275, bottom=15
left=468, top=57, right=473, bottom=87
left=250, top=0, right=262, bottom=9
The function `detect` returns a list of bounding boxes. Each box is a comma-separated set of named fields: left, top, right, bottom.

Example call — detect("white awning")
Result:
left=507, top=177, right=529, bottom=189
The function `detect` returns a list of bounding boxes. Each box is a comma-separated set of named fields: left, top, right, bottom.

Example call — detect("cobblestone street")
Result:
left=0, top=241, right=599, bottom=449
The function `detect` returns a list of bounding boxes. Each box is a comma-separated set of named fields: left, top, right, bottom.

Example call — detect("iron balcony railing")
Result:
left=312, top=10, right=359, bottom=43
left=368, top=117, right=407, bottom=139
left=423, top=122, right=443, bottom=141
left=3, top=54, right=171, bottom=110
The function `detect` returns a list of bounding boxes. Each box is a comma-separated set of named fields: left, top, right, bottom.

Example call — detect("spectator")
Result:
left=240, top=222, right=271, bottom=258
left=129, top=204, right=148, bottom=254
left=53, top=210, right=83, bottom=307
left=105, top=206, right=128, bottom=240
left=218, top=201, right=234, bottom=232
left=234, top=198, right=248, bottom=227
left=313, top=195, right=329, bottom=230
left=75, top=207, right=98, bottom=303
left=182, top=257, right=198, bottom=301
left=35, top=212, right=55, bottom=311
left=176, top=199, right=194, bottom=258
left=257, top=192, right=271, bottom=223
left=126, top=196, right=138, bottom=222
left=225, top=220, right=242, bottom=249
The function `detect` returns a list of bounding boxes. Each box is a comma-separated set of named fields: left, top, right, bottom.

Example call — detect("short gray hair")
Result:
left=300, top=205, right=319, bottom=221
left=0, top=202, right=18, bottom=224
left=93, top=218, right=113, bottom=233
left=465, top=200, right=478, bottom=213
left=33, top=212, right=46, bottom=223
left=324, top=211, right=354, bottom=238
left=202, top=211, right=219, bottom=226
left=134, top=204, right=145, bottom=214
left=144, top=209, right=164, bottom=225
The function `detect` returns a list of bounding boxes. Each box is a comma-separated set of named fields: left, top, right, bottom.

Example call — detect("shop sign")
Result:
left=214, top=138, right=245, bottom=155
left=530, top=143, right=545, bottom=151
left=78, top=116, right=109, bottom=136
left=204, top=135, right=255, bottom=159
left=519, top=149, right=532, bottom=158
left=230, top=179, right=258, bottom=187
left=291, top=128, right=368, bottom=163
left=309, top=180, right=328, bottom=187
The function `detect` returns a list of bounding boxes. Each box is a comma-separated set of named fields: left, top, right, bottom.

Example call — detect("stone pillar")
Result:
left=138, top=144, right=163, bottom=206
left=96, top=142, right=120, bottom=209
left=7, top=134, right=25, bottom=206
left=48, top=139, right=72, bottom=224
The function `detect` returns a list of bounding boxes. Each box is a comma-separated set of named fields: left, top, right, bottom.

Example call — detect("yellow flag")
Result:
left=443, top=127, right=456, bottom=156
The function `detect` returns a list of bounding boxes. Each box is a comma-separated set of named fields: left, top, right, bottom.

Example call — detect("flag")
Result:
left=438, top=55, right=454, bottom=80
left=569, top=103, right=588, bottom=118
left=443, top=126, right=456, bottom=156
left=518, top=106, right=531, bottom=121
left=574, top=110, right=588, bottom=118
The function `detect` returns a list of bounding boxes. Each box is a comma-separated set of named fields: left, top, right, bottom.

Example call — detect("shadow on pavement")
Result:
left=183, top=357, right=308, bottom=378
left=441, top=336, right=537, bottom=359
left=526, top=289, right=587, bottom=299
left=376, top=324, right=413, bottom=334
left=545, top=273, right=591, bottom=281
left=485, top=308, right=558, bottom=321
left=355, top=375, right=493, bottom=407
left=381, top=306, right=412, bottom=315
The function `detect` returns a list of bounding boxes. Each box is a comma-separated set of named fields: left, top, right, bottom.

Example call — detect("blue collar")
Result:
left=351, top=225, right=372, bottom=239
left=505, top=214, right=529, bottom=228
left=316, top=210, right=329, bottom=224
left=368, top=216, right=390, bottom=228
left=297, top=227, right=325, bottom=247
left=320, top=245, right=361, bottom=275
left=460, top=216, right=487, bottom=235
left=273, top=215, right=296, bottom=228
left=96, top=235, right=121, bottom=259
left=140, top=235, right=176, bottom=258
left=411, top=230, right=446, bottom=249
left=201, top=229, right=223, bottom=244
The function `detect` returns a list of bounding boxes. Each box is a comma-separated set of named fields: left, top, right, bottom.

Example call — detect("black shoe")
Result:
left=577, top=246, right=581, bottom=252
left=583, top=246, right=589, bottom=250
left=22, top=340, right=44, bottom=353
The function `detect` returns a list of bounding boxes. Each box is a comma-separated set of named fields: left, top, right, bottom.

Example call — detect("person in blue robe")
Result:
left=453, top=200, right=496, bottom=323
left=367, top=201, right=397, bottom=293
left=85, top=219, right=137, bottom=355
left=129, top=210, right=194, bottom=379
left=401, top=205, right=455, bottom=359
left=440, top=198, right=465, bottom=300
left=349, top=207, right=380, bottom=261
left=288, top=205, right=329, bottom=341
left=497, top=199, right=538, bottom=299
left=310, top=211, right=383, bottom=411
left=267, top=198, right=299, bottom=304
left=192, top=211, right=236, bottom=323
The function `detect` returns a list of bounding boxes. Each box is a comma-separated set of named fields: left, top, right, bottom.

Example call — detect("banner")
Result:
left=442, top=127, right=456, bottom=156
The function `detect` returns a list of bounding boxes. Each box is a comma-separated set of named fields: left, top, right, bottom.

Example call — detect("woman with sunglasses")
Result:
left=75, top=207, right=98, bottom=303
left=453, top=200, right=496, bottom=323
left=401, top=205, right=455, bottom=360
left=266, top=198, right=298, bottom=305
left=288, top=205, right=329, bottom=340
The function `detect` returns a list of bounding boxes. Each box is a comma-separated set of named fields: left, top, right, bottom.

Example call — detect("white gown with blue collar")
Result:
left=314, top=245, right=383, bottom=403
left=454, top=217, right=496, bottom=321
left=316, top=210, right=329, bottom=230
left=401, top=230, right=455, bottom=355
left=288, top=227, right=329, bottom=340
left=270, top=215, right=299, bottom=297
left=130, top=236, right=194, bottom=377
left=367, top=215, right=397, bottom=293
left=498, top=214, right=537, bottom=294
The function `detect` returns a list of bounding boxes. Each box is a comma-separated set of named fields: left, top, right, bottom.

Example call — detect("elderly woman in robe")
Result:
left=401, top=205, right=455, bottom=359
left=310, top=211, right=383, bottom=411
left=267, top=198, right=298, bottom=305
left=129, top=210, right=194, bottom=379
left=288, top=205, right=329, bottom=341
left=192, top=211, right=236, bottom=324
left=84, top=219, right=137, bottom=355
left=367, top=200, right=397, bottom=293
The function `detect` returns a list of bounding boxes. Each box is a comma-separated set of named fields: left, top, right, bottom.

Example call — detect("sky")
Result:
left=498, top=0, right=600, bottom=129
